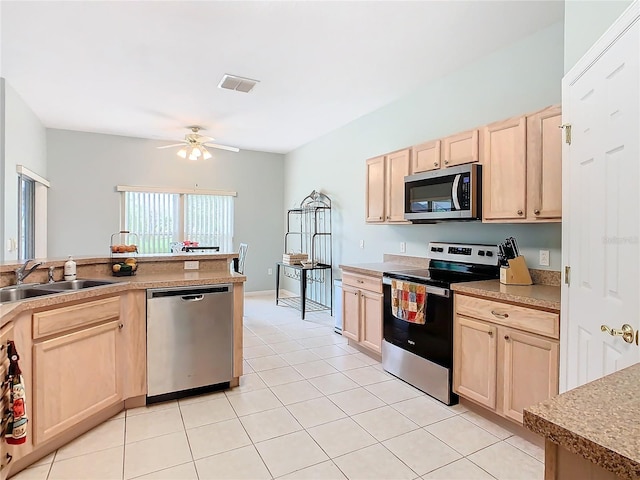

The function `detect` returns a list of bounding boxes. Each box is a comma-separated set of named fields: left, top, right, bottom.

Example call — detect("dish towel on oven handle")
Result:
left=391, top=279, right=427, bottom=324
left=4, top=340, right=28, bottom=445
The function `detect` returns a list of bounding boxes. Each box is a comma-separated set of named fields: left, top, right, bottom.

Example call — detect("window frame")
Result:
left=117, top=185, right=237, bottom=254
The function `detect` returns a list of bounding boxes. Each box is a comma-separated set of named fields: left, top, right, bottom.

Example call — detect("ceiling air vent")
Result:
left=218, top=74, right=259, bottom=93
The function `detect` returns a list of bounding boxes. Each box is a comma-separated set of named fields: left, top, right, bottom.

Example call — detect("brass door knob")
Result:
left=517, top=210, right=523, bottom=216
left=601, top=324, right=635, bottom=344
left=534, top=209, right=541, bottom=215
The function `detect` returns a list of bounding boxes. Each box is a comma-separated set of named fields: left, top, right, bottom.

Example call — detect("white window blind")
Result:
left=122, top=190, right=234, bottom=254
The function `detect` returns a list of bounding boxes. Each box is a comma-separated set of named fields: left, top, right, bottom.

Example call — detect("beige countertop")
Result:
left=452, top=279, right=561, bottom=311
left=524, top=363, right=640, bottom=479
left=339, top=262, right=424, bottom=278
left=0, top=271, right=245, bottom=328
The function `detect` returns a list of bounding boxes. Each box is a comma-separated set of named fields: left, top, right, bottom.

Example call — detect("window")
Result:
left=119, top=187, right=235, bottom=254
left=17, top=166, right=50, bottom=260
left=18, top=175, right=35, bottom=260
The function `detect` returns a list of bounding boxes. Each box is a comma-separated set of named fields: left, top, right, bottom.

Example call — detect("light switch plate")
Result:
left=184, top=260, right=200, bottom=270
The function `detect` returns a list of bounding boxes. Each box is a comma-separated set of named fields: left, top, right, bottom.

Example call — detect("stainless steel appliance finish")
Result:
left=404, top=164, right=481, bottom=223
left=382, top=340, right=452, bottom=405
left=146, top=284, right=234, bottom=400
left=382, top=242, right=499, bottom=405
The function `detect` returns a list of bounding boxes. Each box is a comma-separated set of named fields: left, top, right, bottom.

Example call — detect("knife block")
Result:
left=499, top=256, right=533, bottom=286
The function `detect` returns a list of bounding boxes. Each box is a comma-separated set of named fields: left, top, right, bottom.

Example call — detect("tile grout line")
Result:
left=176, top=399, right=200, bottom=480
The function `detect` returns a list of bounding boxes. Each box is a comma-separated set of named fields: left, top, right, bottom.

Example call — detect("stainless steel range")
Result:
left=382, top=242, right=499, bottom=405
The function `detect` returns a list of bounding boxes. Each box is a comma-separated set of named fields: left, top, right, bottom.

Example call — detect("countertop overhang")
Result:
left=524, top=363, right=640, bottom=479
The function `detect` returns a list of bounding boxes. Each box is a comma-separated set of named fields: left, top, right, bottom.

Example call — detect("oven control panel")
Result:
left=427, top=242, right=499, bottom=266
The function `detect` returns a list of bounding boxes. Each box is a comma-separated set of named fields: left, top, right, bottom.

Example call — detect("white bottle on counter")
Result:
left=64, top=256, right=77, bottom=280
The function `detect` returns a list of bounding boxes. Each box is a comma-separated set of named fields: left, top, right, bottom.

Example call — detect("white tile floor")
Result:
left=12, top=294, right=544, bottom=480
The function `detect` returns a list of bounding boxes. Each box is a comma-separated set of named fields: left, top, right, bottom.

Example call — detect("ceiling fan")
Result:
left=157, top=126, right=239, bottom=160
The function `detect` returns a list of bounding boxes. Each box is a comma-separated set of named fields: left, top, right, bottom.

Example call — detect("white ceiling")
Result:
left=1, top=1, right=564, bottom=154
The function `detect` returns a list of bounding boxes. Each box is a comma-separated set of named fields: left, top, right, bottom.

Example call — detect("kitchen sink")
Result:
left=41, top=279, right=121, bottom=291
left=0, top=286, right=57, bottom=303
left=0, top=279, right=122, bottom=303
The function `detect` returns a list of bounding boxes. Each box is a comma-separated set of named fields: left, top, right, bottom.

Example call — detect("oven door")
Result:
left=404, top=164, right=480, bottom=222
left=382, top=278, right=453, bottom=368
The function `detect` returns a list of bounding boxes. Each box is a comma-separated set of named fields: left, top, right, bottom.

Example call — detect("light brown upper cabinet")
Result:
left=411, top=130, right=479, bottom=175
left=442, top=129, right=480, bottom=168
left=483, top=105, right=562, bottom=223
left=366, top=149, right=410, bottom=223
left=526, top=105, right=562, bottom=220
left=411, top=139, right=441, bottom=173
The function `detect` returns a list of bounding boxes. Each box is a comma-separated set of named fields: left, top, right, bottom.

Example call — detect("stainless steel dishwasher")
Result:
left=146, top=284, right=233, bottom=402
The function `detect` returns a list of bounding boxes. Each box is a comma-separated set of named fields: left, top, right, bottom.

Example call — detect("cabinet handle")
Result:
left=433, top=162, right=439, bottom=167
left=504, top=335, right=510, bottom=340
left=517, top=210, right=523, bottom=216
left=491, top=310, right=509, bottom=319
left=379, top=216, right=382, bottom=220
left=357, top=280, right=364, bottom=284
left=534, top=209, right=540, bottom=215
left=488, top=331, right=493, bottom=337
left=118, top=323, right=124, bottom=329
left=444, top=160, right=449, bottom=165
left=354, top=292, right=358, bottom=296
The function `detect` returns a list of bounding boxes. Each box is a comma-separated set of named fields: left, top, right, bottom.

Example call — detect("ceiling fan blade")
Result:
left=204, top=142, right=240, bottom=153
left=157, top=142, right=187, bottom=149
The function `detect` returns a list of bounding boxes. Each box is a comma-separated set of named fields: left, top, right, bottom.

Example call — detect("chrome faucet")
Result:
left=15, top=259, right=44, bottom=285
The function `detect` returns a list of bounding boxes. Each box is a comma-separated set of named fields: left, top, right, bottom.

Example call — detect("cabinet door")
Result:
left=0, top=323, right=14, bottom=479
left=385, top=149, right=410, bottom=222
left=527, top=105, right=562, bottom=220
left=411, top=140, right=441, bottom=173
left=483, top=116, right=527, bottom=220
left=360, top=290, right=383, bottom=354
left=453, top=316, right=497, bottom=409
left=443, top=129, right=479, bottom=168
left=502, top=328, right=559, bottom=424
left=366, top=156, right=386, bottom=223
left=33, top=321, right=123, bottom=445
left=342, top=285, right=361, bottom=342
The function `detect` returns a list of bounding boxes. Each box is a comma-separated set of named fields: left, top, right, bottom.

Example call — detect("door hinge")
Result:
left=564, top=265, right=571, bottom=285
left=559, top=123, right=572, bottom=145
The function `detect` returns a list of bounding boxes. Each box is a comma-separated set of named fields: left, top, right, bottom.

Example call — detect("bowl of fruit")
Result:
left=112, top=257, right=138, bottom=276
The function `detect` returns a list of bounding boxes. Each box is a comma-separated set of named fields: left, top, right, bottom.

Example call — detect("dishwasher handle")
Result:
left=181, top=295, right=204, bottom=302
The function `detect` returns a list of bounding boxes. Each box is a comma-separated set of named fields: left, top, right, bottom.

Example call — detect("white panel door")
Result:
left=561, top=4, right=640, bottom=392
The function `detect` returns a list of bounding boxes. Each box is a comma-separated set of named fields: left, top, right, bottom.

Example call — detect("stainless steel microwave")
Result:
left=404, top=164, right=482, bottom=223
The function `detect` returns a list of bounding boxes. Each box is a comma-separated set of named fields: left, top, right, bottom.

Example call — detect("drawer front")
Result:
left=455, top=295, right=559, bottom=339
left=34, top=296, right=121, bottom=339
left=342, top=272, right=382, bottom=293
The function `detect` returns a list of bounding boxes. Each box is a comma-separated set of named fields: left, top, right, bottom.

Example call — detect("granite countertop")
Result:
left=0, top=271, right=245, bottom=327
left=339, top=262, right=424, bottom=278
left=452, top=280, right=561, bottom=311
left=524, top=363, right=640, bottom=479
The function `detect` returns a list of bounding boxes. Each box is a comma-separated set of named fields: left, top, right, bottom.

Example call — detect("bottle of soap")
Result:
left=64, top=256, right=77, bottom=281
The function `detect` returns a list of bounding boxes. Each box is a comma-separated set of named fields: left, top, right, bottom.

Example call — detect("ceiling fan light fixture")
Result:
left=202, top=147, right=212, bottom=160
left=177, top=147, right=188, bottom=159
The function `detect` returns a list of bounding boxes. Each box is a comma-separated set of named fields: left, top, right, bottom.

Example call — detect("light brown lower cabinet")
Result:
left=0, top=322, right=14, bottom=480
left=341, top=272, right=383, bottom=355
left=32, top=297, right=124, bottom=445
left=453, top=294, right=559, bottom=424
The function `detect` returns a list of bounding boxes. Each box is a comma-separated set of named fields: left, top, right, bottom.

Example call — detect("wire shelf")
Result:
left=278, top=296, right=331, bottom=313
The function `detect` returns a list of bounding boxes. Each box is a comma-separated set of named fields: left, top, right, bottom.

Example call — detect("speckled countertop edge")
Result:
left=524, top=363, right=640, bottom=479
left=452, top=280, right=560, bottom=311
left=1, top=271, right=246, bottom=328
left=338, top=262, right=426, bottom=278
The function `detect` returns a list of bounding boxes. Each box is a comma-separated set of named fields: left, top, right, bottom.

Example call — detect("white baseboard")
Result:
left=244, top=289, right=297, bottom=297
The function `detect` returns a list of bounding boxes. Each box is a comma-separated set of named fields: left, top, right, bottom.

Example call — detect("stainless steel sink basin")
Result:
left=0, top=287, right=56, bottom=303
left=40, top=279, right=121, bottom=291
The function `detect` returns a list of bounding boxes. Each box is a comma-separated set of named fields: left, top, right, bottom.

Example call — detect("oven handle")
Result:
left=383, top=277, right=450, bottom=298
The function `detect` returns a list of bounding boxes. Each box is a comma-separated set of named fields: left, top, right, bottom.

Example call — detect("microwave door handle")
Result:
left=452, top=174, right=461, bottom=210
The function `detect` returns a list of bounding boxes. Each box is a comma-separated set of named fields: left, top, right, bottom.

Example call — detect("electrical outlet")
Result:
left=184, top=260, right=200, bottom=270
left=359, top=240, right=365, bottom=249
left=539, top=250, right=550, bottom=267
left=400, top=242, right=406, bottom=253
left=268, top=268, right=273, bottom=275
